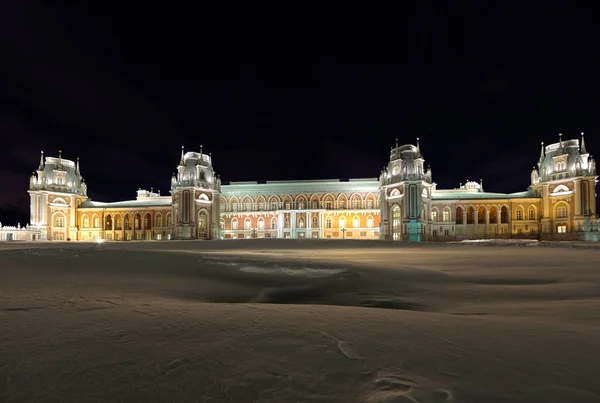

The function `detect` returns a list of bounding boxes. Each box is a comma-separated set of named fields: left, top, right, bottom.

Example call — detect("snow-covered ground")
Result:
left=1, top=239, right=600, bottom=402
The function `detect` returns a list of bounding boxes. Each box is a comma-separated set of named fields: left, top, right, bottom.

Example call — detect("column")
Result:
left=306, top=211, right=310, bottom=238
left=291, top=211, right=296, bottom=238
left=485, top=209, right=490, bottom=237
left=319, top=211, right=324, bottom=238
left=574, top=179, right=582, bottom=217
left=474, top=209, right=478, bottom=239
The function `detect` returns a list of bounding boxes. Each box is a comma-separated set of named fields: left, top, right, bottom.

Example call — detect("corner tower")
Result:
left=380, top=138, right=434, bottom=241
left=170, top=146, right=222, bottom=240
left=28, top=151, right=88, bottom=240
left=530, top=133, right=597, bottom=234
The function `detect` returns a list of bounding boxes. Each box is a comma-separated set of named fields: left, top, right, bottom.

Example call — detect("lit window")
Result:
left=258, top=219, right=265, bottom=230
left=339, top=201, right=345, bottom=209
left=557, top=225, right=567, bottom=233
left=326, top=217, right=332, bottom=228
left=326, top=201, right=332, bottom=209
left=93, top=217, right=99, bottom=228
left=232, top=220, right=238, bottom=230
left=353, top=216, right=360, bottom=228
left=339, top=217, right=346, bottom=228
left=557, top=207, right=567, bottom=218
left=528, top=208, right=535, bottom=220
left=83, top=216, right=89, bottom=228
left=271, top=219, right=277, bottom=229
left=271, top=202, right=278, bottom=210
left=285, top=203, right=291, bottom=210
left=245, top=202, right=252, bottom=211
left=516, top=209, right=523, bottom=220
left=244, top=219, right=251, bottom=230
left=232, top=203, right=238, bottom=212
left=367, top=216, right=374, bottom=228
left=443, top=210, right=450, bottom=222
left=312, top=216, right=318, bottom=226
left=55, top=216, right=64, bottom=227
left=367, top=200, right=373, bottom=209
left=431, top=210, right=438, bottom=221
left=392, top=206, right=401, bottom=235
left=352, top=200, right=360, bottom=209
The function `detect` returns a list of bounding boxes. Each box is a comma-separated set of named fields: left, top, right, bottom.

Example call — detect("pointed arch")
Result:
left=92, top=213, right=100, bottom=228
left=312, top=214, right=318, bottom=227
left=105, top=214, right=113, bottom=230
left=133, top=212, right=142, bottom=230
left=282, top=194, right=293, bottom=209
left=114, top=213, right=123, bottom=230
left=144, top=212, right=152, bottom=229
left=231, top=217, right=239, bottom=230
left=349, top=193, right=363, bottom=209
left=455, top=206, right=464, bottom=224
left=197, top=208, right=209, bottom=239
left=241, top=195, right=254, bottom=211
left=352, top=214, right=360, bottom=228
left=515, top=204, right=525, bottom=221
left=220, top=196, right=227, bottom=211
left=219, top=218, right=225, bottom=230
left=244, top=217, right=252, bottom=230
left=325, top=215, right=332, bottom=229
left=124, top=213, right=133, bottom=230
left=295, top=194, right=307, bottom=209
left=156, top=212, right=163, bottom=227
left=53, top=211, right=66, bottom=228
left=553, top=184, right=570, bottom=194
left=500, top=206, right=509, bottom=223
left=339, top=215, right=346, bottom=229
left=466, top=206, right=475, bottom=224
left=297, top=215, right=305, bottom=228
left=430, top=206, right=439, bottom=222
left=322, top=193, right=335, bottom=209
left=365, top=192, right=376, bottom=209
left=366, top=214, right=374, bottom=228
left=477, top=206, right=486, bottom=224
left=198, top=193, right=209, bottom=201
left=270, top=217, right=278, bottom=229
left=391, top=204, right=402, bottom=240
left=528, top=205, right=537, bottom=220
left=82, top=214, right=89, bottom=228
left=52, top=197, right=68, bottom=205
left=256, top=195, right=266, bottom=211
left=489, top=206, right=498, bottom=224
left=336, top=193, right=348, bottom=209
left=389, top=188, right=401, bottom=198
left=284, top=216, right=290, bottom=228
left=229, top=196, right=240, bottom=212
left=268, top=195, right=281, bottom=210
left=310, top=194, right=320, bottom=209
left=442, top=206, right=451, bottom=222
left=257, top=216, right=265, bottom=230
left=166, top=212, right=172, bottom=227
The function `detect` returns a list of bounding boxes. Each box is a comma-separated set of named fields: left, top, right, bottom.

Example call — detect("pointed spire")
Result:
left=559, top=133, right=563, bottom=148
left=200, top=145, right=203, bottom=155
left=179, top=146, right=185, bottom=165
left=415, top=137, right=422, bottom=159
left=538, top=142, right=545, bottom=164
left=581, top=132, right=587, bottom=154
left=58, top=150, right=62, bottom=161
left=76, top=157, right=80, bottom=174
left=38, top=151, right=44, bottom=170
left=480, top=178, right=484, bottom=192
left=395, top=138, right=398, bottom=148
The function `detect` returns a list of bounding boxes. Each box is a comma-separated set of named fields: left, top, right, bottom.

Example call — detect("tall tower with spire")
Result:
left=380, top=138, right=434, bottom=241
left=530, top=132, right=597, bottom=234
left=170, top=146, right=221, bottom=240
left=28, top=151, right=88, bottom=240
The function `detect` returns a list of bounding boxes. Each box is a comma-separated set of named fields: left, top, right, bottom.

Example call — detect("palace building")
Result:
left=5, top=134, right=597, bottom=242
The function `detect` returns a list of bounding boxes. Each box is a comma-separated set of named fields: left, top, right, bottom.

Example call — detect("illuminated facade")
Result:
left=14, top=134, right=599, bottom=242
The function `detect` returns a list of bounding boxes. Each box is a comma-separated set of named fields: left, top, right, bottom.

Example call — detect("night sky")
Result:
left=1, top=2, right=598, bottom=224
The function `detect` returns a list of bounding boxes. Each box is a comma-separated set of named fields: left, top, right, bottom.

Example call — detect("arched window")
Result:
left=244, top=218, right=251, bottom=230
left=528, top=207, right=536, bottom=220
left=430, top=209, right=438, bottom=222
left=93, top=215, right=99, bottom=228
left=367, top=215, right=374, bottom=228
left=353, top=215, right=360, bottom=228
left=258, top=217, right=265, bottom=230
left=392, top=205, right=401, bottom=240
left=271, top=218, right=277, bottom=229
left=55, top=215, right=64, bottom=228
left=515, top=207, right=524, bottom=220
left=339, top=216, right=346, bottom=229
left=83, top=215, right=89, bottom=228
left=284, top=216, right=290, bottom=228
left=231, top=218, right=238, bottom=230
left=115, top=216, right=122, bottom=230
left=312, top=216, right=318, bottom=227
left=124, top=216, right=130, bottom=230
left=198, top=210, right=207, bottom=239
left=105, top=215, right=113, bottom=230
left=443, top=208, right=450, bottom=222
left=298, top=217, right=305, bottom=228
left=166, top=213, right=172, bottom=227
left=156, top=214, right=163, bottom=227
left=326, top=217, right=332, bottom=228
left=219, top=218, right=224, bottom=230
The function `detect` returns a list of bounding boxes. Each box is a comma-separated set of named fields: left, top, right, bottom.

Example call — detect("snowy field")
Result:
left=2, top=239, right=600, bottom=403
